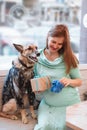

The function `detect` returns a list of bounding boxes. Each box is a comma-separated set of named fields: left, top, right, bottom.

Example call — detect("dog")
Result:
left=0, top=43, right=40, bottom=124
left=83, top=91, right=87, bottom=100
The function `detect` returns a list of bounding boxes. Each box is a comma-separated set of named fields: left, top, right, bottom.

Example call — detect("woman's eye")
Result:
left=52, top=41, right=56, bottom=43
left=58, top=43, right=63, bottom=46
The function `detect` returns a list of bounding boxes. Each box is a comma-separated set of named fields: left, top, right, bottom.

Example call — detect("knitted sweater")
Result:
left=34, top=49, right=81, bottom=106
left=34, top=49, right=81, bottom=130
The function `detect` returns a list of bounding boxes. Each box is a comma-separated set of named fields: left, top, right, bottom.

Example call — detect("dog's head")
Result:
left=13, top=43, right=40, bottom=68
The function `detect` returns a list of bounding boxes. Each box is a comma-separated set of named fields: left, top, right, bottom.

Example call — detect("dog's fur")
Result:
left=0, top=43, right=40, bottom=124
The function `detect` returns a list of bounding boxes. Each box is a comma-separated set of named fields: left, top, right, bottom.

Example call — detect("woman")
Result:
left=33, top=24, right=82, bottom=130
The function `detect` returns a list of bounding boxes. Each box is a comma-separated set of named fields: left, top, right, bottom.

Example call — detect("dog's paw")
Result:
left=31, top=113, right=37, bottom=119
left=25, top=111, right=29, bottom=116
left=11, top=115, right=18, bottom=120
left=22, top=117, right=28, bottom=124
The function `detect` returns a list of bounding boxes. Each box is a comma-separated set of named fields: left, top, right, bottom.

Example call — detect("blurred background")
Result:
left=0, top=0, right=82, bottom=69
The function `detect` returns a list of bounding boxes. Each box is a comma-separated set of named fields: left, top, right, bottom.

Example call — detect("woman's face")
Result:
left=47, top=36, right=64, bottom=53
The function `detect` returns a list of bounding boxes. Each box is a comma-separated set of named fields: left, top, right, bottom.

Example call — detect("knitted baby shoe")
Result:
left=50, top=80, right=64, bottom=93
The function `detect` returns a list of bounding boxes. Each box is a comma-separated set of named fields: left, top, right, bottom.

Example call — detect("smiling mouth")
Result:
left=29, top=56, right=38, bottom=62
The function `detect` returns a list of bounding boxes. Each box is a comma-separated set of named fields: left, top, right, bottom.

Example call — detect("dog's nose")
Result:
left=36, top=52, right=40, bottom=57
left=35, top=51, right=40, bottom=57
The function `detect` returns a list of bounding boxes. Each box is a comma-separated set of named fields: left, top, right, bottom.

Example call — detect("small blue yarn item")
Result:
left=50, top=80, right=64, bottom=93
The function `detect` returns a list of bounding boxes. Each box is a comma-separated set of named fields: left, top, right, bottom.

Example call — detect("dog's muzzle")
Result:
left=29, top=51, right=40, bottom=62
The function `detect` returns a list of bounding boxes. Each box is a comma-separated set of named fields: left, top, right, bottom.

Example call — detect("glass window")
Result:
left=0, top=0, right=81, bottom=69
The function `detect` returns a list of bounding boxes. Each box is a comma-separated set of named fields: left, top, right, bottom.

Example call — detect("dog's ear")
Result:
left=13, top=43, right=23, bottom=53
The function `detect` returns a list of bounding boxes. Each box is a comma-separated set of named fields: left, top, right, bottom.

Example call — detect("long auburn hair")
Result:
left=46, top=24, right=78, bottom=74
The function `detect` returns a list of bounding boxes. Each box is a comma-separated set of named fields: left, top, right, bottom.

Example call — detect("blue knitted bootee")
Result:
left=50, top=80, right=64, bottom=93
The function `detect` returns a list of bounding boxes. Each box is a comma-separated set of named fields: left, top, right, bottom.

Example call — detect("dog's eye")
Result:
left=35, top=46, right=38, bottom=50
left=28, top=47, right=32, bottom=50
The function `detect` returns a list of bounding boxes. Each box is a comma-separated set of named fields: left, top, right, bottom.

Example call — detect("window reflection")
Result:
left=0, top=0, right=81, bottom=68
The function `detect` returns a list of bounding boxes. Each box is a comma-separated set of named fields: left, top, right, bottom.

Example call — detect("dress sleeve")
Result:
left=33, top=63, right=41, bottom=78
left=69, top=67, right=81, bottom=79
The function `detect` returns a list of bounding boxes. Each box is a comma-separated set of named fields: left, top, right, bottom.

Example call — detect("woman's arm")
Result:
left=60, top=77, right=82, bottom=87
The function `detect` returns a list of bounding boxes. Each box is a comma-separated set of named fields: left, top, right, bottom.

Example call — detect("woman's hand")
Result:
left=60, top=77, right=82, bottom=87
left=60, top=77, right=71, bottom=87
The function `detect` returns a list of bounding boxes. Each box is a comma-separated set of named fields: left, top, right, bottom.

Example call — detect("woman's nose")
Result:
left=53, top=44, right=59, bottom=48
